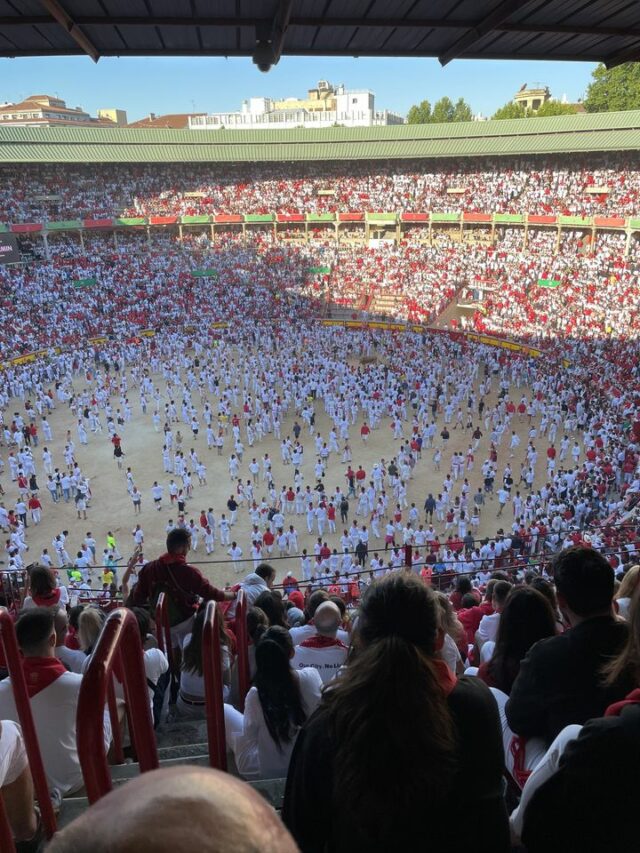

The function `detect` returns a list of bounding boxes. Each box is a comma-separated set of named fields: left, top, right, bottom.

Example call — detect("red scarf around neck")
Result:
left=605, top=688, right=640, bottom=717
left=300, top=635, right=347, bottom=650
left=22, top=656, right=67, bottom=698
left=32, top=588, right=61, bottom=608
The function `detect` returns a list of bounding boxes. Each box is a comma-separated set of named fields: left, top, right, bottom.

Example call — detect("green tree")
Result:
left=536, top=100, right=578, bottom=117
left=431, top=96, right=455, bottom=123
left=491, top=101, right=526, bottom=120
left=406, top=99, right=432, bottom=124
left=406, top=96, right=472, bottom=124
left=584, top=63, right=640, bottom=113
left=453, top=97, right=473, bottom=122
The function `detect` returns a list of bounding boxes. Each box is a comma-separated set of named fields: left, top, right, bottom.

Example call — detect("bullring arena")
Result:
left=1, top=112, right=640, bottom=851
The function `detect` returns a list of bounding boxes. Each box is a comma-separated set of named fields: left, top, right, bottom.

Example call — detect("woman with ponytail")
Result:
left=283, top=573, right=509, bottom=852
left=225, top=626, right=322, bottom=780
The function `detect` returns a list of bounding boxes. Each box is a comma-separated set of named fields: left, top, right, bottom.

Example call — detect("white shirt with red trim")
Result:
left=291, top=634, right=349, bottom=684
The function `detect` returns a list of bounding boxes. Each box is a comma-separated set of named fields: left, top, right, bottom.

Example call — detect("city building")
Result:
left=128, top=112, right=205, bottom=129
left=98, top=108, right=128, bottom=127
left=513, top=83, right=552, bottom=113
left=189, top=80, right=405, bottom=130
left=0, top=94, right=122, bottom=127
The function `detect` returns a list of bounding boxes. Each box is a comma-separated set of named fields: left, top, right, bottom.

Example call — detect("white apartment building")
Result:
left=189, top=81, right=405, bottom=130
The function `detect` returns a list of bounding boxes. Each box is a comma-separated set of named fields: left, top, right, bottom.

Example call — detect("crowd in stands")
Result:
left=3, top=155, right=640, bottom=222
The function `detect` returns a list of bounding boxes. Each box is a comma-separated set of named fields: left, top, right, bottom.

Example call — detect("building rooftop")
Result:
left=0, top=110, right=639, bottom=163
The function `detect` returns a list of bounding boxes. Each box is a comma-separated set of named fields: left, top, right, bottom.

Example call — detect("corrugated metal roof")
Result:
left=1, top=0, right=640, bottom=68
left=1, top=112, right=640, bottom=162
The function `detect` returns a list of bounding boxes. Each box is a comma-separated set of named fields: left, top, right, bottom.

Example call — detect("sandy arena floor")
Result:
left=3, top=353, right=545, bottom=593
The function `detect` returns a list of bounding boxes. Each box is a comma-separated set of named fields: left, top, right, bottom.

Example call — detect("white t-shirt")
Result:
left=179, top=634, right=230, bottom=701
left=56, top=644, right=87, bottom=674
left=83, top=646, right=169, bottom=705
left=291, top=636, right=348, bottom=684
left=0, top=719, right=28, bottom=786
left=476, top=612, right=501, bottom=647
left=234, top=667, right=322, bottom=780
left=0, top=672, right=111, bottom=797
left=289, top=624, right=350, bottom=647
left=440, top=632, right=462, bottom=674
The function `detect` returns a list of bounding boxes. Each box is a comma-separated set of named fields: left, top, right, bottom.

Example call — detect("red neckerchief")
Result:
left=158, top=552, right=187, bottom=566
left=300, top=634, right=347, bottom=650
left=22, top=656, right=67, bottom=698
left=32, top=588, right=61, bottom=608
left=432, top=658, right=457, bottom=696
left=605, top=688, right=640, bottom=717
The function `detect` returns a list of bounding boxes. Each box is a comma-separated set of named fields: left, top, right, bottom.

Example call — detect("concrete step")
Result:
left=57, top=766, right=287, bottom=831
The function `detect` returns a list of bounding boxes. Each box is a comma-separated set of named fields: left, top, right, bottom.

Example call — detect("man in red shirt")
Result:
left=128, top=528, right=234, bottom=648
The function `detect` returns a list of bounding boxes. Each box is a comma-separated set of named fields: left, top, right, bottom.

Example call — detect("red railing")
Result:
left=76, top=608, right=159, bottom=803
left=154, top=592, right=175, bottom=674
left=202, top=600, right=227, bottom=771
left=0, top=610, right=57, bottom=840
left=234, top=591, right=250, bottom=712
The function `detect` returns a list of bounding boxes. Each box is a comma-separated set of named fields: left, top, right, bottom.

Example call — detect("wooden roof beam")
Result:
left=437, top=0, right=538, bottom=66
left=39, top=0, right=100, bottom=62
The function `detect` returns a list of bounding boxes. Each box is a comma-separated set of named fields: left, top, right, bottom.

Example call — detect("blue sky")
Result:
left=0, top=55, right=597, bottom=121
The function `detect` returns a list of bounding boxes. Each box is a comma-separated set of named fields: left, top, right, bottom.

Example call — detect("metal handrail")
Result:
left=154, top=592, right=175, bottom=674
left=202, top=600, right=227, bottom=771
left=76, top=608, right=158, bottom=803
left=0, top=610, right=57, bottom=839
left=235, top=590, right=250, bottom=712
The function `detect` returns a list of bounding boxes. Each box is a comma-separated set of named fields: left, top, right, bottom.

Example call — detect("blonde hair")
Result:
left=78, top=607, right=105, bottom=652
left=604, top=587, right=640, bottom=687
left=615, top=565, right=640, bottom=601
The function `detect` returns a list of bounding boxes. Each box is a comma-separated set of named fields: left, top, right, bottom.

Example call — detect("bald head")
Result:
left=47, top=766, right=298, bottom=853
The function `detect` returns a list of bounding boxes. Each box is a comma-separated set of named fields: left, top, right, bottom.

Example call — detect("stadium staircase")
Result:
left=370, top=290, right=402, bottom=318
left=57, top=719, right=286, bottom=830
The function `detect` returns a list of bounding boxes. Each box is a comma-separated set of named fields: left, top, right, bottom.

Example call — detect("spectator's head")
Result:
left=68, top=604, right=84, bottom=633
left=483, top=579, right=497, bottom=602
left=616, top=565, right=640, bottom=602
left=166, top=527, right=190, bottom=556
left=254, top=591, right=287, bottom=629
left=530, top=577, right=560, bottom=616
left=491, top=580, right=513, bottom=614
left=78, top=607, right=105, bottom=653
left=460, top=593, right=477, bottom=609
left=183, top=604, right=229, bottom=677
left=313, top=602, right=341, bottom=638
left=255, top=626, right=305, bottom=748
left=54, top=607, right=69, bottom=646
left=255, top=563, right=275, bottom=588
left=46, top=766, right=298, bottom=853
left=305, top=589, right=329, bottom=622
left=28, top=564, right=56, bottom=600
left=604, top=588, right=640, bottom=688
left=323, top=574, right=456, bottom=846
left=131, top=606, right=151, bottom=643
left=286, top=607, right=305, bottom=628
left=328, top=594, right=346, bottom=623
left=486, top=587, right=557, bottom=694
left=247, top=606, right=268, bottom=645
left=16, top=607, right=56, bottom=657
left=287, top=589, right=304, bottom=610
left=455, top=577, right=472, bottom=595
left=553, top=547, right=615, bottom=622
